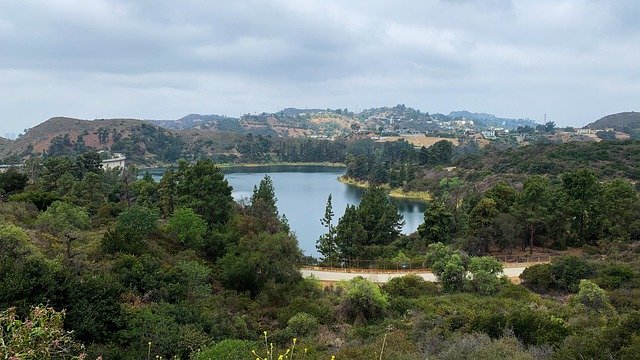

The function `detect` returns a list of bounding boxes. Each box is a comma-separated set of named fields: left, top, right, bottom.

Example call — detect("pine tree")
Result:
left=317, top=194, right=338, bottom=261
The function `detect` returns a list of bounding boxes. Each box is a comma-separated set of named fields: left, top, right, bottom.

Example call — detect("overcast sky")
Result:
left=1, top=0, right=639, bottom=134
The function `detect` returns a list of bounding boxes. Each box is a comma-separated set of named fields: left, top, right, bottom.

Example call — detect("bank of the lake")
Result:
left=338, top=175, right=431, bottom=201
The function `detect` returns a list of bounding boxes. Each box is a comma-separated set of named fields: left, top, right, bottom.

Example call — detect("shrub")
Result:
left=0, top=305, right=85, bottom=359
left=597, top=264, right=636, bottom=290
left=552, top=255, right=595, bottom=292
left=519, top=263, right=554, bottom=293
left=383, top=274, right=439, bottom=298
left=337, top=277, right=388, bottom=324
left=191, top=339, right=259, bottom=360
left=286, top=312, right=319, bottom=337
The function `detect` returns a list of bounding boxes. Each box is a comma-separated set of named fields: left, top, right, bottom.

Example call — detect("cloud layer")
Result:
left=1, top=0, right=639, bottom=133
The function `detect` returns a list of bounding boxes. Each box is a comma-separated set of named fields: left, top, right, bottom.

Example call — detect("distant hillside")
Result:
left=148, top=114, right=238, bottom=131
left=586, top=112, right=640, bottom=131
left=0, top=117, right=185, bottom=165
left=147, top=110, right=354, bottom=137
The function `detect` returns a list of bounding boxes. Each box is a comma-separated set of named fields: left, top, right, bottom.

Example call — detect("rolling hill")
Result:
left=586, top=111, right=640, bottom=131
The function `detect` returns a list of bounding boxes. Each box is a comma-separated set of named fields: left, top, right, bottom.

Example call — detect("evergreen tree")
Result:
left=251, top=174, right=278, bottom=217
left=317, top=194, right=338, bottom=261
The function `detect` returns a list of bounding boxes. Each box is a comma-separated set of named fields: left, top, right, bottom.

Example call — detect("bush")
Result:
left=192, top=339, right=259, bottom=360
left=383, top=274, right=439, bottom=298
left=0, top=305, right=85, bottom=359
left=520, top=264, right=554, bottom=293
left=337, top=277, right=388, bottom=324
left=597, top=263, right=636, bottom=290
left=552, top=255, right=595, bottom=292
left=286, top=312, right=319, bottom=337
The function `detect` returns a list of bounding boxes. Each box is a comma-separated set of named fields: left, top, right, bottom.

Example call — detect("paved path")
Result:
left=301, top=266, right=528, bottom=284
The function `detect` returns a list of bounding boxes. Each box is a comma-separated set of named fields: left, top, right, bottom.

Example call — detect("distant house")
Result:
left=481, top=130, right=497, bottom=139
left=101, top=153, right=126, bottom=170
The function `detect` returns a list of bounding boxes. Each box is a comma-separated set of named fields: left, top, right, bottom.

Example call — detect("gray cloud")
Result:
left=0, top=0, right=639, bottom=133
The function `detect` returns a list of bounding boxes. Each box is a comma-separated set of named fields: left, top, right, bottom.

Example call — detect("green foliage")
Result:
left=417, top=201, right=454, bottom=246
left=0, top=223, right=36, bottom=259
left=440, top=254, right=466, bottom=293
left=317, top=194, right=338, bottom=261
left=174, top=159, right=234, bottom=227
left=192, top=339, right=259, bottom=360
left=552, top=255, right=595, bottom=293
left=167, top=207, right=208, bottom=249
left=37, top=201, right=90, bottom=236
left=337, top=276, right=388, bottom=324
left=115, top=205, right=159, bottom=240
left=383, top=274, right=439, bottom=298
left=520, top=256, right=595, bottom=293
left=8, top=190, right=60, bottom=211
left=251, top=174, right=278, bottom=216
left=424, top=242, right=455, bottom=275
left=571, top=279, right=616, bottom=316
left=466, top=257, right=506, bottom=295
left=519, top=175, right=552, bottom=254
left=0, top=168, right=28, bottom=195
left=217, top=231, right=302, bottom=295
left=597, top=263, right=636, bottom=290
left=561, top=168, right=601, bottom=244
left=286, top=312, right=320, bottom=337
left=0, top=305, right=85, bottom=359
left=519, top=263, right=554, bottom=292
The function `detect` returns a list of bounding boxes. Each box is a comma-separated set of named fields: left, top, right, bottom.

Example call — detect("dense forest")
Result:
left=1, top=136, right=640, bottom=358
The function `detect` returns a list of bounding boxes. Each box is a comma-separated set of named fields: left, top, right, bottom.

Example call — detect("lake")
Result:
left=148, top=165, right=428, bottom=258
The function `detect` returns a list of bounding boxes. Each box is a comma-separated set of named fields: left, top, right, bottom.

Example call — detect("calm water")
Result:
left=148, top=165, right=428, bottom=257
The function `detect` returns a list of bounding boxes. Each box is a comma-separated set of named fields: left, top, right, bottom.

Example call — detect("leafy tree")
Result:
left=0, top=223, right=36, bottom=259
left=286, top=312, right=320, bottom=337
left=561, top=168, right=601, bottom=245
left=484, top=182, right=518, bottom=214
left=115, top=205, right=159, bottom=241
left=157, top=168, right=177, bottom=218
left=519, top=263, right=554, bottom=293
left=102, top=206, right=158, bottom=255
left=175, top=159, right=234, bottom=227
left=9, top=190, right=60, bottom=211
left=217, top=231, right=302, bottom=295
left=440, top=254, right=466, bottom=293
left=599, top=179, right=640, bottom=241
left=465, top=198, right=499, bottom=256
left=424, top=242, right=455, bottom=276
left=167, top=207, right=208, bottom=249
left=417, top=201, right=454, bottom=246
left=466, top=256, right=505, bottom=295
left=518, top=175, right=552, bottom=254
left=552, top=255, right=595, bottom=293
left=36, top=201, right=90, bottom=263
left=357, top=186, right=404, bottom=248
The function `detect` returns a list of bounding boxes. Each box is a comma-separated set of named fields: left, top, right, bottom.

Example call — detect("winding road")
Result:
left=301, top=266, right=528, bottom=284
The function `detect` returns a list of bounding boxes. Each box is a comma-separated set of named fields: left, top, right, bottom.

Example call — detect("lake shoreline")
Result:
left=337, top=176, right=431, bottom=201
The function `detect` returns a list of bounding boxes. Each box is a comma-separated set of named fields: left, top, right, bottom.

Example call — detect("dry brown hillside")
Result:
left=0, top=117, right=162, bottom=158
